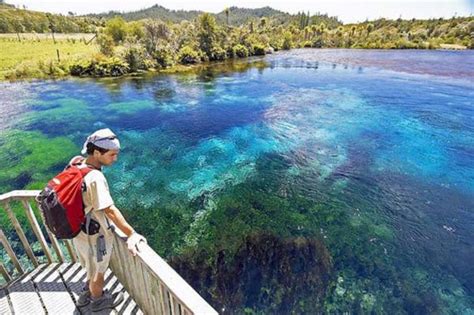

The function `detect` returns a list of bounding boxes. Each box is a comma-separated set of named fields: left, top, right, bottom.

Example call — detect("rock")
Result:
left=265, top=47, right=274, bottom=54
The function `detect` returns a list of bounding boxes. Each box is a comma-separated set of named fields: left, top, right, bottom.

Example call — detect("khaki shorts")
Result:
left=73, top=231, right=114, bottom=276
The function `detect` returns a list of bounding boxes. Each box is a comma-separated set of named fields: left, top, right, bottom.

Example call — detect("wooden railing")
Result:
left=0, top=190, right=218, bottom=315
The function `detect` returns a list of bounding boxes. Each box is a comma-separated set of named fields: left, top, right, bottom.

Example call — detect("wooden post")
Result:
left=64, top=240, right=77, bottom=263
left=47, top=232, right=65, bottom=263
left=158, top=281, right=168, bottom=315
left=56, top=49, right=60, bottom=62
left=21, top=200, right=50, bottom=266
left=2, top=202, right=37, bottom=266
left=0, top=262, right=12, bottom=283
left=85, top=33, right=97, bottom=45
left=29, top=199, right=68, bottom=264
left=170, top=294, right=178, bottom=315
left=162, top=284, right=171, bottom=315
left=0, top=229, right=23, bottom=275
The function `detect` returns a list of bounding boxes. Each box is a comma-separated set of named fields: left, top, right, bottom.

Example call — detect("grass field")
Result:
left=0, top=33, right=99, bottom=79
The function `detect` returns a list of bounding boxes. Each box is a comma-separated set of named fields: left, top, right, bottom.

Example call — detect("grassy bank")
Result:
left=0, top=36, right=98, bottom=80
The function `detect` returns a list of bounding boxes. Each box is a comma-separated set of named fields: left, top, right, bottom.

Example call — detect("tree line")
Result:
left=2, top=3, right=473, bottom=79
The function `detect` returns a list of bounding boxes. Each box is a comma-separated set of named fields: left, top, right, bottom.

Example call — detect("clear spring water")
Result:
left=1, top=49, right=473, bottom=312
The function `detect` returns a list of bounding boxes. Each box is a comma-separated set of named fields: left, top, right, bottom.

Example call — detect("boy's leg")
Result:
left=90, top=271, right=105, bottom=298
left=89, top=271, right=124, bottom=311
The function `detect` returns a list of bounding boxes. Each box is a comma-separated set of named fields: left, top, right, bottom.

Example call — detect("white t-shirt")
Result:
left=71, top=158, right=116, bottom=275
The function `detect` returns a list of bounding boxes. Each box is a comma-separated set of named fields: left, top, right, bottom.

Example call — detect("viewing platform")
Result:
left=0, top=190, right=218, bottom=315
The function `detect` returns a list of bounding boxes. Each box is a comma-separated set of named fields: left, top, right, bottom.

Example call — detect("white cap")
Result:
left=81, top=128, right=121, bottom=155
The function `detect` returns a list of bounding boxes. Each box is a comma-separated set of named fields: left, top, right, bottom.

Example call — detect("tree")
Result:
left=224, top=7, right=230, bottom=26
left=105, top=16, right=128, bottom=44
left=11, top=19, right=24, bottom=42
left=45, top=13, right=56, bottom=43
left=143, top=20, right=174, bottom=67
left=128, top=21, right=145, bottom=41
left=143, top=20, right=171, bottom=54
left=282, top=31, right=293, bottom=49
left=366, top=23, right=374, bottom=36
left=97, top=33, right=114, bottom=55
left=319, top=22, right=326, bottom=34
left=351, top=25, right=357, bottom=36
left=198, top=13, right=218, bottom=59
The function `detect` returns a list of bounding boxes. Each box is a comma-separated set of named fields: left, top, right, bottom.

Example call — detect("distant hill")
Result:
left=84, top=5, right=340, bottom=27
left=84, top=5, right=291, bottom=25
left=0, top=2, right=341, bottom=33
left=214, top=6, right=290, bottom=25
left=84, top=4, right=203, bottom=23
left=0, top=3, right=100, bottom=33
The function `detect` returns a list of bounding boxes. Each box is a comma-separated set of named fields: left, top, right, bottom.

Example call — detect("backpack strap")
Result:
left=65, top=156, right=85, bottom=170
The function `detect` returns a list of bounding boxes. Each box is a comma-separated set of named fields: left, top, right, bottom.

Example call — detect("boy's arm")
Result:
left=104, top=204, right=146, bottom=256
left=104, top=204, right=135, bottom=237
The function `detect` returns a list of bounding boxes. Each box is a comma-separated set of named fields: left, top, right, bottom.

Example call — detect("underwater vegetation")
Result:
left=1, top=50, right=473, bottom=313
left=19, top=98, right=94, bottom=135
left=0, top=129, right=78, bottom=192
left=170, top=232, right=332, bottom=314
left=132, top=150, right=472, bottom=314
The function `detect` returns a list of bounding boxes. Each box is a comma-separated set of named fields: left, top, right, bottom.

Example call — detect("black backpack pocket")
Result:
left=81, top=218, right=101, bottom=235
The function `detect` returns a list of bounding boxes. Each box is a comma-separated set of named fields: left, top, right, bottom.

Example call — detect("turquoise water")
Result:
left=1, top=49, right=473, bottom=313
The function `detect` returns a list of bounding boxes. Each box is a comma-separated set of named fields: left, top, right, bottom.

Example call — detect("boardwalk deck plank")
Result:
left=58, top=263, right=87, bottom=304
left=7, top=265, right=46, bottom=315
left=58, top=264, right=142, bottom=315
left=0, top=288, right=13, bottom=315
left=5, top=263, right=142, bottom=315
left=32, top=263, right=78, bottom=314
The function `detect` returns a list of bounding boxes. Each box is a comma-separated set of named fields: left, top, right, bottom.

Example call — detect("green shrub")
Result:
left=394, top=38, right=417, bottom=49
left=5, top=62, right=43, bottom=80
left=38, top=60, right=66, bottom=76
left=105, top=16, right=128, bottom=44
left=153, top=46, right=175, bottom=67
left=70, top=56, right=129, bottom=77
left=269, top=38, right=283, bottom=51
left=252, top=44, right=266, bottom=56
left=232, top=44, right=249, bottom=58
left=97, top=33, right=115, bottom=56
left=123, top=46, right=147, bottom=72
left=177, top=45, right=201, bottom=64
left=282, top=32, right=293, bottom=50
left=210, top=45, right=227, bottom=61
left=128, top=21, right=145, bottom=41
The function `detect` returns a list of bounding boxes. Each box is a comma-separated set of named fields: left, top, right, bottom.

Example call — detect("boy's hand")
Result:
left=126, top=232, right=147, bottom=256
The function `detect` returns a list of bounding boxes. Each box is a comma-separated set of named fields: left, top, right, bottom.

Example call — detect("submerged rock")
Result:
left=170, top=232, right=332, bottom=314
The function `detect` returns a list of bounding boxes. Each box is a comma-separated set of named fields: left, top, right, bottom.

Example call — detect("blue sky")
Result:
left=6, top=0, right=473, bottom=23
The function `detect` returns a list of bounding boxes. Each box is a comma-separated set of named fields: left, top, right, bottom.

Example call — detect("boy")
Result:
left=73, top=128, right=146, bottom=311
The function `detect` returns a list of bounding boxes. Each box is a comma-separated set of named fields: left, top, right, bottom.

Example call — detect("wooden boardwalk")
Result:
left=0, top=263, right=142, bottom=315
left=1, top=190, right=218, bottom=315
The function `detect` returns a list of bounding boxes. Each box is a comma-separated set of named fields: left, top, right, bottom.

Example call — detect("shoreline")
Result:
left=1, top=47, right=471, bottom=82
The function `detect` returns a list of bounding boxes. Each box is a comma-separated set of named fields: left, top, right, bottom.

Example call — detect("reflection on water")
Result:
left=1, top=50, right=473, bottom=313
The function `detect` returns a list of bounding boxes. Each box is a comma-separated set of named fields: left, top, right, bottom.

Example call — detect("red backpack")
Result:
left=36, top=156, right=94, bottom=239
